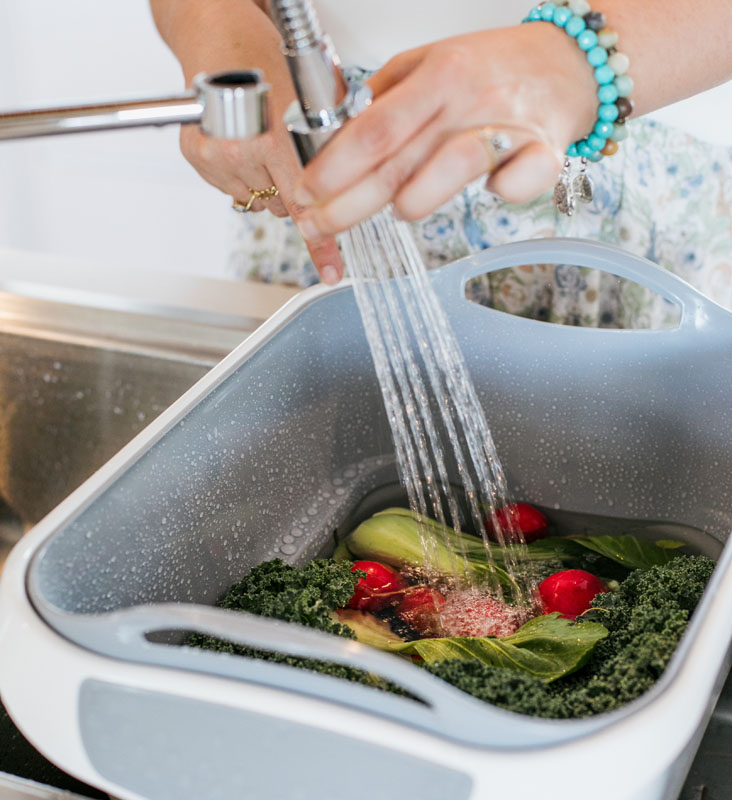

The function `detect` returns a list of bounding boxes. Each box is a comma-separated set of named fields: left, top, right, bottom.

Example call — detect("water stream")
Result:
left=340, top=209, right=538, bottom=608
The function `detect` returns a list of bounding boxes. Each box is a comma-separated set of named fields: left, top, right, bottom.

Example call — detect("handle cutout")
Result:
left=465, top=262, right=681, bottom=330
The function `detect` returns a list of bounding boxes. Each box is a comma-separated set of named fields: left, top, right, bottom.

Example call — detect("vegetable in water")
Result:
left=395, top=587, right=446, bottom=635
left=347, top=560, right=406, bottom=611
left=429, top=555, right=714, bottom=718
left=187, top=508, right=714, bottom=720
left=489, top=502, right=549, bottom=543
left=539, top=569, right=608, bottom=619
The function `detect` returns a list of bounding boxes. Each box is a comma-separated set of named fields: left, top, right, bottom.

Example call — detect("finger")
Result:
left=305, top=236, right=344, bottom=285
left=266, top=146, right=345, bottom=284
left=181, top=126, right=287, bottom=215
left=485, top=141, right=562, bottom=204
left=230, top=171, right=287, bottom=216
left=367, top=46, right=427, bottom=98
left=296, top=57, right=447, bottom=205
left=296, top=121, right=453, bottom=235
left=393, top=126, right=535, bottom=221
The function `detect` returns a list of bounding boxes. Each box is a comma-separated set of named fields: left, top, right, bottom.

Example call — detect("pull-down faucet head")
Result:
left=268, top=0, right=370, bottom=164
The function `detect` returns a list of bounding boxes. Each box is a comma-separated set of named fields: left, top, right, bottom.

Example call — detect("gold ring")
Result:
left=476, top=128, right=513, bottom=174
left=232, top=185, right=279, bottom=213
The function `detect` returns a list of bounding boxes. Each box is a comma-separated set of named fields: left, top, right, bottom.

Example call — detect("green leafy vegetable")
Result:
left=569, top=535, right=685, bottom=570
left=218, top=557, right=361, bottom=637
left=335, top=609, right=406, bottom=648
left=345, top=509, right=517, bottom=592
left=427, top=555, right=715, bottom=717
left=187, top=558, right=405, bottom=693
left=347, top=508, right=687, bottom=581
left=392, top=614, right=608, bottom=683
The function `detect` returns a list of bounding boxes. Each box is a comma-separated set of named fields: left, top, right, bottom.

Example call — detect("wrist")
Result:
left=520, top=21, right=599, bottom=151
left=157, top=0, right=280, bottom=87
left=523, top=2, right=636, bottom=161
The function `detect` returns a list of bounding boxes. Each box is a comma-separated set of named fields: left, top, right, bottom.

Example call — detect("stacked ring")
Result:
left=232, top=184, right=279, bottom=213
left=523, top=1, right=634, bottom=162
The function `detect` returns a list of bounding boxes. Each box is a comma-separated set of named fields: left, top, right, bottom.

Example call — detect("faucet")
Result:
left=268, top=0, right=370, bottom=164
left=0, top=1, right=360, bottom=152
left=0, top=70, right=269, bottom=141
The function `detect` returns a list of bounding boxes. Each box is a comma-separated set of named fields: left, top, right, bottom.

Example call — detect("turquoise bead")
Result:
left=553, top=6, right=572, bottom=26
left=609, top=122, right=629, bottom=142
left=567, top=142, right=579, bottom=157
left=598, top=83, right=619, bottom=104
left=587, top=46, right=608, bottom=67
left=594, top=120, right=614, bottom=138
left=588, top=150, right=603, bottom=163
left=614, top=74, right=634, bottom=98
left=565, top=15, right=587, bottom=36
left=577, top=140, right=593, bottom=158
left=528, top=7, right=542, bottom=20
left=598, top=103, right=619, bottom=122
left=588, top=134, right=606, bottom=151
left=540, top=3, right=557, bottom=20
left=576, top=29, right=598, bottom=50
left=594, top=64, right=615, bottom=85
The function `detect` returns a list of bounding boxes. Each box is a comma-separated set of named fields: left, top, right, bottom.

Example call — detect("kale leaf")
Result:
left=426, top=555, right=715, bottom=718
left=217, top=557, right=361, bottom=637
left=188, top=558, right=403, bottom=692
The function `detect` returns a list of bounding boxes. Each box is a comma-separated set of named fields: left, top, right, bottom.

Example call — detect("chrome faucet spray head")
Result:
left=268, top=0, right=371, bottom=164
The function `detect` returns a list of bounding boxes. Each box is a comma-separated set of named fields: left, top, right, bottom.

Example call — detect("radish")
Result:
left=489, top=502, right=548, bottom=543
left=347, top=560, right=406, bottom=611
left=539, top=569, right=608, bottom=619
left=396, top=587, right=446, bottom=635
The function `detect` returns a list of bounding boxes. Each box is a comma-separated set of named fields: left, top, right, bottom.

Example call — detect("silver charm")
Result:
left=572, top=157, right=594, bottom=204
left=553, top=158, right=576, bottom=216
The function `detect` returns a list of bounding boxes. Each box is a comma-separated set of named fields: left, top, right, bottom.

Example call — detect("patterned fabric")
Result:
left=227, top=118, right=732, bottom=329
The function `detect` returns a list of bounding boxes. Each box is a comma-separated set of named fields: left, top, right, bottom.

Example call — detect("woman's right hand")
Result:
left=150, top=0, right=343, bottom=284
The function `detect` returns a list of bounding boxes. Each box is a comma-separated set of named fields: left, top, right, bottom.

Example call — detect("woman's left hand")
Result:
left=294, top=23, right=598, bottom=237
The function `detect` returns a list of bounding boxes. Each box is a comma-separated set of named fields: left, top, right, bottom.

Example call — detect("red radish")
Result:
left=396, top=587, right=446, bottom=635
left=348, top=560, right=406, bottom=611
left=539, top=569, right=608, bottom=620
left=489, top=502, right=548, bottom=543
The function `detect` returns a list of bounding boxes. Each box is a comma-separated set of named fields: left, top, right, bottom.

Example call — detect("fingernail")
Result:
left=294, top=183, right=315, bottom=206
left=320, top=265, right=340, bottom=285
left=297, top=217, right=321, bottom=241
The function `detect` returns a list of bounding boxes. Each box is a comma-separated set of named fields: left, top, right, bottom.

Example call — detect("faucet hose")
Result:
left=269, top=0, right=322, bottom=52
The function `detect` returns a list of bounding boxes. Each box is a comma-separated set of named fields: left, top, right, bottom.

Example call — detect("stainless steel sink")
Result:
left=0, top=291, right=251, bottom=568
left=0, top=287, right=264, bottom=799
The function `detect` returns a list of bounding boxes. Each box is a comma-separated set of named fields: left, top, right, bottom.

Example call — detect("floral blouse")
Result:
left=227, top=118, right=732, bottom=330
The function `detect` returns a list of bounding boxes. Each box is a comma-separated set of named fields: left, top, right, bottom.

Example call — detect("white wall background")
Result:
left=0, top=0, right=233, bottom=279
left=0, top=0, right=731, bottom=280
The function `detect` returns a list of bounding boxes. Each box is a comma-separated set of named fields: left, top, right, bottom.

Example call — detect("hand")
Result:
left=295, top=23, right=598, bottom=236
left=175, top=17, right=343, bottom=284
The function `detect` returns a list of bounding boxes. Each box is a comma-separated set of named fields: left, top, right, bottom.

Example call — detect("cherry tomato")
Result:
left=539, top=569, right=608, bottom=619
left=489, top=502, right=548, bottom=543
left=347, top=560, right=406, bottom=611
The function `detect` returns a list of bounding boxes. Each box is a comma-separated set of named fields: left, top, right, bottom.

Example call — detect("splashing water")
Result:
left=340, top=209, right=539, bottom=608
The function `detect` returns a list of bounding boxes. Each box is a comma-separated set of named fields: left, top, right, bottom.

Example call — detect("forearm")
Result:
left=149, top=0, right=280, bottom=85
left=598, top=0, right=732, bottom=115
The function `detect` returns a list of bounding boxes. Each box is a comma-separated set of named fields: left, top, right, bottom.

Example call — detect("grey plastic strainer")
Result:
left=26, top=238, right=732, bottom=750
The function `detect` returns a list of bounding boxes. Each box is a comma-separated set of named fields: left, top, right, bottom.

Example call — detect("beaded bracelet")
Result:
left=522, top=1, right=634, bottom=213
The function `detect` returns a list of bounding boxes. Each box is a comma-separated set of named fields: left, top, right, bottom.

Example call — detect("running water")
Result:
left=340, top=209, right=539, bottom=609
